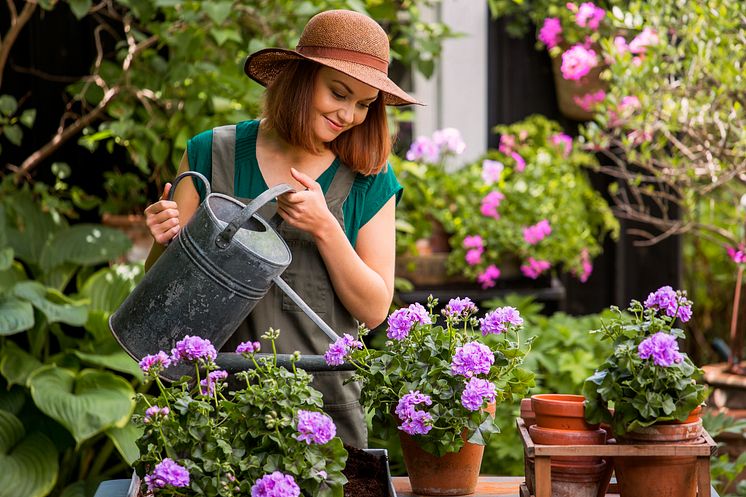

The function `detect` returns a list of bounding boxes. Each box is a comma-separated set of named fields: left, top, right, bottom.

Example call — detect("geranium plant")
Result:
left=133, top=329, right=347, bottom=497
left=324, top=297, right=535, bottom=456
left=395, top=115, right=619, bottom=288
left=582, top=286, right=708, bottom=436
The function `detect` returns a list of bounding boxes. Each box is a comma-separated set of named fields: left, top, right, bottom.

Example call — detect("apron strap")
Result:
left=211, top=124, right=237, bottom=195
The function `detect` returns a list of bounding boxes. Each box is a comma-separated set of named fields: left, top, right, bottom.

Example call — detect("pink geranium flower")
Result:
left=550, top=133, right=573, bottom=158
left=523, top=220, right=552, bottom=245
left=510, top=151, right=526, bottom=172
left=465, top=248, right=483, bottom=266
left=463, top=235, right=484, bottom=250
left=521, top=258, right=552, bottom=279
left=728, top=245, right=746, bottom=264
left=477, top=265, right=501, bottom=289
left=573, top=90, right=606, bottom=111
left=498, top=134, right=516, bottom=155
left=560, top=44, right=599, bottom=80
left=629, top=27, right=660, bottom=54
left=575, top=2, right=605, bottom=30
left=539, top=18, right=563, bottom=49
left=480, top=191, right=505, bottom=219
left=578, top=248, right=593, bottom=282
left=481, top=159, right=504, bottom=185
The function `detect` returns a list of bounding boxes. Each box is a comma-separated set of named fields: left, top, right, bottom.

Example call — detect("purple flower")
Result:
left=323, top=333, right=363, bottom=366
left=481, top=160, right=504, bottom=185
left=477, top=265, right=501, bottom=289
left=251, top=472, right=300, bottom=497
left=406, top=136, right=440, bottom=163
left=728, top=245, right=746, bottom=264
left=139, top=351, right=171, bottom=374
left=433, top=128, right=466, bottom=155
left=451, top=342, right=495, bottom=377
left=171, top=335, right=217, bottom=364
left=644, top=286, right=693, bottom=323
left=386, top=303, right=431, bottom=340
left=538, top=17, right=562, bottom=49
left=480, top=306, right=523, bottom=336
left=144, top=458, right=190, bottom=491
left=561, top=44, right=599, bottom=80
left=199, top=370, right=228, bottom=396
left=444, top=297, right=478, bottom=319
left=396, top=391, right=433, bottom=436
left=295, top=410, right=336, bottom=445
left=236, top=341, right=261, bottom=355
left=143, top=406, right=170, bottom=423
left=638, top=332, right=684, bottom=367
left=461, top=377, right=496, bottom=411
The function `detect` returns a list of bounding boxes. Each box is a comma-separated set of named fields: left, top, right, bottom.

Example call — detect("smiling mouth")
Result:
left=325, top=116, right=344, bottom=131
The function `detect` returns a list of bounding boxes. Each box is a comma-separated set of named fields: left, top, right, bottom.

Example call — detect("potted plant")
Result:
left=395, top=116, right=619, bottom=290
left=132, top=329, right=349, bottom=497
left=324, top=296, right=535, bottom=495
left=583, top=285, right=708, bottom=497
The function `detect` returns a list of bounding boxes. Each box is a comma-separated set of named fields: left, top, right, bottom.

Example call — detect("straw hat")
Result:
left=244, top=10, right=421, bottom=106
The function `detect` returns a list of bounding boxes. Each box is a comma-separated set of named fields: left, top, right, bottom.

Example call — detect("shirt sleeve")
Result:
left=358, top=163, right=403, bottom=228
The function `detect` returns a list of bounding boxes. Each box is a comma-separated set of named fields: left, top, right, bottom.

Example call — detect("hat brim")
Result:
left=244, top=48, right=422, bottom=106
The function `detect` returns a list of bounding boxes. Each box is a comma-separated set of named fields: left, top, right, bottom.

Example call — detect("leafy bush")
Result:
left=0, top=187, right=144, bottom=497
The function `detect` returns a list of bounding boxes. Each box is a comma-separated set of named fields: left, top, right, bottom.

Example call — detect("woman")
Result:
left=143, top=10, right=420, bottom=448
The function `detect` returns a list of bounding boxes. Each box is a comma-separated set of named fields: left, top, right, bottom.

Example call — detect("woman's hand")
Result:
left=144, top=183, right=181, bottom=245
left=276, top=168, right=337, bottom=239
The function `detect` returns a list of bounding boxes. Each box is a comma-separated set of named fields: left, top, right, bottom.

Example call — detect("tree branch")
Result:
left=0, top=0, right=38, bottom=90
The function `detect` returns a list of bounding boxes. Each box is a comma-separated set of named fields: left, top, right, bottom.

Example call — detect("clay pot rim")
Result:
left=531, top=394, right=586, bottom=405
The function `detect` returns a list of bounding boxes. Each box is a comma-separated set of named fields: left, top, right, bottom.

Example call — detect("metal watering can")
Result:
left=109, top=171, right=349, bottom=379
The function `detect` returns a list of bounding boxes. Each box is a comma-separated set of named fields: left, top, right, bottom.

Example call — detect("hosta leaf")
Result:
left=74, top=350, right=142, bottom=380
left=0, top=341, right=42, bottom=386
left=4, top=192, right=63, bottom=267
left=0, top=248, right=12, bottom=271
left=28, top=367, right=135, bottom=445
left=0, top=385, right=26, bottom=415
left=0, top=410, right=58, bottom=497
left=13, top=281, right=88, bottom=326
left=106, top=422, right=143, bottom=465
left=39, top=225, right=130, bottom=272
left=0, top=296, right=34, bottom=335
left=78, top=264, right=143, bottom=313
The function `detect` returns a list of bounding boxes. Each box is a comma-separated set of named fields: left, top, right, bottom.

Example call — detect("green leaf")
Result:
left=19, top=109, right=36, bottom=128
left=3, top=125, right=22, bottom=146
left=74, top=350, right=143, bottom=380
left=13, top=281, right=88, bottom=326
left=59, top=482, right=85, bottom=497
left=0, top=341, right=43, bottom=386
left=67, top=0, right=92, bottom=19
left=202, top=1, right=232, bottom=24
left=28, top=367, right=135, bottom=445
left=210, top=28, right=242, bottom=46
left=5, top=192, right=63, bottom=266
left=0, top=386, right=26, bottom=416
left=106, top=422, right=143, bottom=465
left=0, top=248, right=12, bottom=271
left=78, top=264, right=143, bottom=314
left=0, top=296, right=34, bottom=335
left=0, top=411, right=58, bottom=497
left=0, top=95, right=17, bottom=116
left=39, top=224, right=131, bottom=272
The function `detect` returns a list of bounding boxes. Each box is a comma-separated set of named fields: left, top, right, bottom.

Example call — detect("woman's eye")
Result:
left=332, top=91, right=346, bottom=100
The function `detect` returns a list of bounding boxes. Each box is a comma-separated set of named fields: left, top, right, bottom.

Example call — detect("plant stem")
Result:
left=728, top=264, right=744, bottom=371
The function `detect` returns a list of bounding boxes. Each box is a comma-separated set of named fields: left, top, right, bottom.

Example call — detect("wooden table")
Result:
left=393, top=476, right=721, bottom=497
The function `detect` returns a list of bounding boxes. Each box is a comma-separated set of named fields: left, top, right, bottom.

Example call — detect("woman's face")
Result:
left=310, top=67, right=379, bottom=145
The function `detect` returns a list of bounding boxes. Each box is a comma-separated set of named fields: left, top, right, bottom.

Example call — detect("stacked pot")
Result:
left=523, top=394, right=611, bottom=497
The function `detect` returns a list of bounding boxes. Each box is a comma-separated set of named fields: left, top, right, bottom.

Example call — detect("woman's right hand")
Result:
left=144, top=183, right=181, bottom=245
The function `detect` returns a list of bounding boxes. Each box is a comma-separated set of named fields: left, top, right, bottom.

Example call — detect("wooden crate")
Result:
left=517, top=417, right=718, bottom=497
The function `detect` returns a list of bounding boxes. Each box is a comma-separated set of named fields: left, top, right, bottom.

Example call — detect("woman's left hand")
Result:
left=276, top=167, right=337, bottom=238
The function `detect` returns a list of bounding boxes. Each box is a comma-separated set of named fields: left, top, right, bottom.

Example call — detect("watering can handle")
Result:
left=167, top=171, right=212, bottom=200
left=272, top=275, right=341, bottom=343
left=216, top=183, right=294, bottom=249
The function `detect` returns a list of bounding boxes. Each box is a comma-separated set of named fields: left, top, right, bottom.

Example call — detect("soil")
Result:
left=343, top=445, right=391, bottom=497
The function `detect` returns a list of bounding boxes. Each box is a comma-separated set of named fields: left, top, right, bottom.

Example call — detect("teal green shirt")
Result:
left=186, top=120, right=402, bottom=247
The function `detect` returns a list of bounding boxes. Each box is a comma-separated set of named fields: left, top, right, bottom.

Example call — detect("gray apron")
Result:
left=208, top=124, right=366, bottom=448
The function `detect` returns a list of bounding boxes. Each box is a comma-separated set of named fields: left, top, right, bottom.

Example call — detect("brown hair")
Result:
left=263, top=59, right=392, bottom=175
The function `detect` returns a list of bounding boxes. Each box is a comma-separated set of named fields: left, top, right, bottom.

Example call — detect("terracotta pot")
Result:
left=615, top=419, right=703, bottom=497
left=531, top=394, right=598, bottom=430
left=660, top=404, right=703, bottom=425
left=542, top=460, right=610, bottom=497
left=399, top=403, right=495, bottom=496
left=529, top=425, right=606, bottom=466
left=520, top=398, right=536, bottom=428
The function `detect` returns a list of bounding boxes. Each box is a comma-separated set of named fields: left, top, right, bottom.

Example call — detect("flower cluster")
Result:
left=394, top=115, right=618, bottom=289
left=328, top=297, right=534, bottom=456
left=406, top=127, right=466, bottom=164
left=134, top=331, right=349, bottom=497
left=728, top=245, right=746, bottom=264
left=323, top=333, right=363, bottom=366
left=583, top=286, right=707, bottom=435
